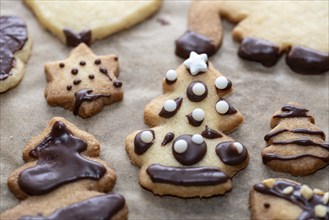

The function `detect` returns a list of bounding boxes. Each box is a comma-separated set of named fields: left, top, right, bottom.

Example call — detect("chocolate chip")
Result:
left=73, top=79, right=81, bottom=85
left=99, top=67, right=108, bottom=74
left=264, top=203, right=270, bottom=209
left=71, top=68, right=78, bottom=75
left=114, top=56, right=118, bottom=61
left=94, top=59, right=101, bottom=65
left=66, top=85, right=72, bottom=90
left=113, top=80, right=122, bottom=88
left=79, top=61, right=86, bottom=66
left=59, top=63, right=65, bottom=68
left=89, top=74, right=94, bottom=79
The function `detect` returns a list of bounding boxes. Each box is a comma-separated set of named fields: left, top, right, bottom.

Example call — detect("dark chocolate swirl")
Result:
left=134, top=130, right=155, bottom=155
left=186, top=81, right=208, bottom=102
left=63, top=29, right=91, bottom=47
left=159, top=97, right=183, bottom=118
left=216, top=141, right=248, bottom=165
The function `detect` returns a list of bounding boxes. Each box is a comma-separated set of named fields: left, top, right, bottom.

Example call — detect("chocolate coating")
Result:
left=254, top=180, right=329, bottom=220
left=172, top=134, right=207, bottom=165
left=271, top=137, right=329, bottom=150
left=18, top=121, right=106, bottom=195
left=186, top=112, right=203, bottom=127
left=186, top=81, right=208, bottom=102
left=19, top=193, right=125, bottom=220
left=166, top=78, right=177, bottom=85
left=0, top=16, right=28, bottom=81
left=217, top=98, right=237, bottom=115
left=159, top=97, right=183, bottom=118
left=238, top=37, right=282, bottom=67
left=273, top=105, right=312, bottom=121
left=161, top=132, right=175, bottom=146
left=216, top=141, right=248, bottom=165
left=262, top=153, right=329, bottom=163
left=175, top=31, right=216, bottom=59
left=63, top=29, right=91, bottom=47
left=216, top=79, right=232, bottom=92
left=264, top=128, right=325, bottom=142
left=286, top=46, right=329, bottom=75
left=201, top=126, right=222, bottom=139
left=134, top=130, right=155, bottom=155
left=73, top=89, right=110, bottom=115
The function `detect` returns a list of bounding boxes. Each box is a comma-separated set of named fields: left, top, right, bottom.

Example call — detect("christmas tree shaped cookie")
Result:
left=125, top=52, right=249, bottom=198
left=262, top=102, right=329, bottom=176
left=1, top=117, right=128, bottom=220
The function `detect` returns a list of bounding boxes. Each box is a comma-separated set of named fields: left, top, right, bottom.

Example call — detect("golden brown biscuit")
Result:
left=125, top=52, right=248, bottom=198
left=262, top=102, right=329, bottom=176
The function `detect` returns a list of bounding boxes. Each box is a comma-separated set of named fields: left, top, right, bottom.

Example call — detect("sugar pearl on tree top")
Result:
left=174, top=139, right=188, bottom=153
left=192, top=108, right=205, bottom=121
left=166, top=70, right=177, bottom=81
left=233, top=142, right=243, bottom=154
left=215, top=76, right=229, bottom=89
left=140, top=131, right=153, bottom=143
left=192, top=134, right=204, bottom=144
left=164, top=100, right=177, bottom=112
left=192, top=83, right=206, bottom=96
left=216, top=100, right=229, bottom=114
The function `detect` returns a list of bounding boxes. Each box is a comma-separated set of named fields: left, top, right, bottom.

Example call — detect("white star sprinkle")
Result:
left=183, top=51, right=208, bottom=75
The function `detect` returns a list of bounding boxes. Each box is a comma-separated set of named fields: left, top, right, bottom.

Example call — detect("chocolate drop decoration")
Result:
left=0, top=16, right=28, bottom=81
left=172, top=134, right=207, bottom=165
left=18, top=121, right=106, bottom=195
left=186, top=81, right=208, bottom=102
left=18, top=193, right=125, bottom=220
left=186, top=113, right=203, bottom=127
left=238, top=37, right=282, bottom=67
left=113, top=80, right=123, bottom=88
left=264, top=128, right=326, bottom=142
left=99, top=67, right=112, bottom=81
left=146, top=164, right=229, bottom=186
left=271, top=137, right=329, bottom=150
left=216, top=141, right=248, bottom=165
left=134, top=130, right=155, bottom=155
left=217, top=98, right=238, bottom=115
left=201, top=125, right=222, bottom=139
left=73, top=89, right=110, bottom=115
left=262, top=153, right=329, bottom=163
left=254, top=180, right=329, bottom=220
left=73, top=78, right=81, bottom=85
left=286, top=46, right=329, bottom=75
left=175, top=31, right=216, bottom=59
left=273, top=105, right=312, bottom=121
left=63, top=29, right=91, bottom=47
left=161, top=132, right=175, bottom=146
left=159, top=97, right=183, bottom=118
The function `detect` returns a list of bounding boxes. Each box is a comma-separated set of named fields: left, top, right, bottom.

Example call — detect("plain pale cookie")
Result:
left=262, top=102, right=329, bottom=176
left=24, top=0, right=162, bottom=46
left=0, top=117, right=128, bottom=220
left=250, top=178, right=329, bottom=220
left=176, top=1, right=329, bottom=74
left=0, top=16, right=32, bottom=93
left=125, top=52, right=248, bottom=198
left=44, top=43, right=123, bottom=118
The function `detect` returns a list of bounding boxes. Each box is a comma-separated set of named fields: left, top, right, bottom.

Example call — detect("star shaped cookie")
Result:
left=45, top=43, right=123, bottom=118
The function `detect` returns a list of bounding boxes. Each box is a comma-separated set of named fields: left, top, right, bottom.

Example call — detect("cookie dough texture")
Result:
left=24, top=0, right=162, bottom=46
left=1, top=117, right=128, bottom=220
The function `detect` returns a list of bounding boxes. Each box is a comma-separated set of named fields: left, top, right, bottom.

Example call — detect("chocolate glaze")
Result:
left=165, top=78, right=177, bottom=85
left=134, top=130, right=155, bottom=155
left=262, top=153, right=329, bottom=163
left=113, top=80, right=122, bottom=88
left=19, top=193, right=125, bottom=220
left=186, top=113, right=203, bottom=127
left=254, top=180, right=329, bottom=220
left=216, top=141, right=248, bottom=165
left=201, top=126, right=222, bottom=139
left=274, top=105, right=309, bottom=118
left=264, top=128, right=326, bottom=142
left=238, top=37, right=282, bottom=67
left=0, top=16, right=28, bottom=81
left=217, top=98, right=237, bottom=115
left=172, top=134, right=207, bottom=165
left=286, top=46, right=329, bottom=75
left=272, top=137, right=329, bottom=150
left=216, top=80, right=232, bottom=92
left=161, top=132, right=175, bottom=146
left=63, top=29, right=91, bottom=47
left=146, top=164, right=229, bottom=186
left=18, top=121, right=106, bottom=195
left=186, top=81, right=208, bottom=102
left=175, top=31, right=216, bottom=59
left=159, top=97, right=183, bottom=118
left=73, top=89, right=110, bottom=115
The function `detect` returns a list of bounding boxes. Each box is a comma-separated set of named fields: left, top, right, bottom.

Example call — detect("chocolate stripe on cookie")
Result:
left=271, top=138, right=329, bottom=151
left=264, top=128, right=326, bottom=142
left=273, top=105, right=311, bottom=119
left=262, top=153, right=329, bottom=163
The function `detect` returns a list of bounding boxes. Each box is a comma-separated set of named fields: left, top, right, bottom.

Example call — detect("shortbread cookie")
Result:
left=176, top=1, right=329, bottom=74
left=45, top=43, right=123, bottom=118
left=125, top=52, right=248, bottom=198
left=250, top=178, right=329, bottom=220
left=1, top=117, right=128, bottom=220
left=0, top=16, right=32, bottom=93
left=262, top=102, right=329, bottom=176
left=24, top=0, right=162, bottom=46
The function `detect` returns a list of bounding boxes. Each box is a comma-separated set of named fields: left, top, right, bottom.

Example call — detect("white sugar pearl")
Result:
left=215, top=76, right=229, bottom=89
left=140, top=131, right=153, bottom=143
left=164, top=100, right=177, bottom=112
left=233, top=142, right=243, bottom=154
left=174, top=140, right=188, bottom=153
left=192, top=83, right=206, bottom=96
left=192, top=134, right=204, bottom=144
left=166, top=70, right=177, bottom=81
left=216, top=100, right=229, bottom=114
left=191, top=108, right=205, bottom=121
